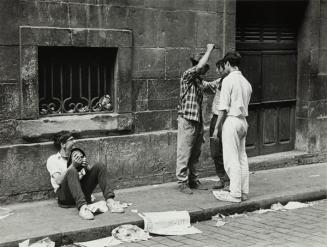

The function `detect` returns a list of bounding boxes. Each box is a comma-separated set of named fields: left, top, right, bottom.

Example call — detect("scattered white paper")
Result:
left=229, top=213, right=247, bottom=218
left=215, top=220, right=227, bottom=227
left=309, top=174, right=320, bottom=178
left=139, top=211, right=202, bottom=236
left=19, top=240, right=30, bottom=247
left=255, top=209, right=274, bottom=214
left=75, top=237, right=122, bottom=247
left=19, top=238, right=55, bottom=247
left=112, top=224, right=151, bottom=242
left=131, top=209, right=138, bottom=213
left=270, top=202, right=286, bottom=211
left=283, top=201, right=311, bottom=210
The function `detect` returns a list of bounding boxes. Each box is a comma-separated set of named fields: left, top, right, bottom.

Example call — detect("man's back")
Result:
left=220, top=71, right=252, bottom=117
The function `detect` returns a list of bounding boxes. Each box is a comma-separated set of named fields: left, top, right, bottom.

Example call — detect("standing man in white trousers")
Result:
left=213, top=52, right=252, bottom=203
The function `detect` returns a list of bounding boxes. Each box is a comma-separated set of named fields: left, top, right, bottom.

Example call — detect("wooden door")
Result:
left=236, top=1, right=304, bottom=156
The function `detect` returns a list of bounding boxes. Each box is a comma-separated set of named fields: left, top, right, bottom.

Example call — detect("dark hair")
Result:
left=53, top=131, right=75, bottom=151
left=223, top=52, right=242, bottom=67
left=67, top=148, right=86, bottom=168
left=216, top=59, right=225, bottom=69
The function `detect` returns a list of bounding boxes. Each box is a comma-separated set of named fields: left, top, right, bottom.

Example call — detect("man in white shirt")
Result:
left=46, top=131, right=124, bottom=220
left=213, top=52, right=252, bottom=203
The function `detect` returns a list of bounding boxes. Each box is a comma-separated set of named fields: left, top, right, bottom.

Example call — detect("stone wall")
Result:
left=0, top=0, right=234, bottom=201
left=295, top=0, right=327, bottom=153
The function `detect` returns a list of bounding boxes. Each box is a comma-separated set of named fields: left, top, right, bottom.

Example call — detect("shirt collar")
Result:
left=229, top=70, right=242, bottom=75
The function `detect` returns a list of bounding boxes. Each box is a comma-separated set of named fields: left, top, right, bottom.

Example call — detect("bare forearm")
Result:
left=215, top=110, right=227, bottom=132
left=197, top=44, right=215, bottom=68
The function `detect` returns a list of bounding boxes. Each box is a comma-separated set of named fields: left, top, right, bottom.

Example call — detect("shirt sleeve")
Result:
left=46, top=156, right=62, bottom=178
left=218, top=77, right=232, bottom=111
left=202, top=79, right=219, bottom=93
left=182, top=66, right=201, bottom=84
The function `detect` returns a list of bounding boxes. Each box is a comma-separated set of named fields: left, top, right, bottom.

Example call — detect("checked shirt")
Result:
left=178, top=66, right=204, bottom=123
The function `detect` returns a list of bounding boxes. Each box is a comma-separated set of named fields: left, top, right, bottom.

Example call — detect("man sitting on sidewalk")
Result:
left=46, top=131, right=124, bottom=220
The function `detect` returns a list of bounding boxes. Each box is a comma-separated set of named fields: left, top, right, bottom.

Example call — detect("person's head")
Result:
left=223, top=51, right=241, bottom=72
left=215, top=59, right=226, bottom=77
left=67, top=148, right=86, bottom=167
left=190, top=52, right=210, bottom=78
left=53, top=131, right=76, bottom=153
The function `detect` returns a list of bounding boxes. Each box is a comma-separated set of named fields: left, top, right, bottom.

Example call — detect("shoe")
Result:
left=242, top=193, right=249, bottom=201
left=88, top=201, right=108, bottom=213
left=79, top=204, right=94, bottom=220
left=189, top=180, right=208, bottom=190
left=107, top=199, right=125, bottom=213
left=212, top=180, right=224, bottom=190
left=214, top=191, right=241, bottom=203
left=222, top=183, right=230, bottom=192
left=178, top=183, right=193, bottom=194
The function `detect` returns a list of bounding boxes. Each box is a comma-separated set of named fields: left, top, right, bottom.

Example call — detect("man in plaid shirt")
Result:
left=176, top=43, right=215, bottom=194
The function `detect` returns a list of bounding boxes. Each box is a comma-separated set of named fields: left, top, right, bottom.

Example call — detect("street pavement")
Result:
left=122, top=199, right=327, bottom=247
left=0, top=163, right=326, bottom=247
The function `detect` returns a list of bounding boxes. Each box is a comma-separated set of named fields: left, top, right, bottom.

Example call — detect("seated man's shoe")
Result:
left=88, top=201, right=108, bottom=213
left=107, top=199, right=125, bottom=213
left=212, top=180, right=224, bottom=190
left=242, top=193, right=249, bottom=201
left=178, top=183, right=193, bottom=194
left=214, top=191, right=241, bottom=203
left=189, top=180, right=208, bottom=190
left=79, top=204, right=94, bottom=220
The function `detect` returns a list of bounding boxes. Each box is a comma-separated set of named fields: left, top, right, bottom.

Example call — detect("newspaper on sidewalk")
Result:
left=139, top=210, right=202, bottom=235
left=75, top=237, right=122, bottom=247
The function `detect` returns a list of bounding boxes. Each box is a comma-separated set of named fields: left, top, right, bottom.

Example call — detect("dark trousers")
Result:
left=56, top=162, right=115, bottom=209
left=209, top=114, right=229, bottom=183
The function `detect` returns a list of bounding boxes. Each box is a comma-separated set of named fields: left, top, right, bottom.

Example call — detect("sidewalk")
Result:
left=1, top=163, right=326, bottom=247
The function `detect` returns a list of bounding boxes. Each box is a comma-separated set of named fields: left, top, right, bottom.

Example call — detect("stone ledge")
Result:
left=17, top=113, right=133, bottom=142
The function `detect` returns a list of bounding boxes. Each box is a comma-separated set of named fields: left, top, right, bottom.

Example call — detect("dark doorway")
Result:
left=236, top=1, right=306, bottom=156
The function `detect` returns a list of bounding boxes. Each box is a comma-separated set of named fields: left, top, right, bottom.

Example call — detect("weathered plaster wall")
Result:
left=0, top=0, right=234, bottom=201
left=296, top=0, right=327, bottom=153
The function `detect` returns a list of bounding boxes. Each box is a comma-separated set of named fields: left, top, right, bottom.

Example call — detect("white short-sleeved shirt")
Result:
left=218, top=71, right=252, bottom=117
left=46, top=152, right=68, bottom=192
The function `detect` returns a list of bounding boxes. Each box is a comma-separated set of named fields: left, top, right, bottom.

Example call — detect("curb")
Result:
left=1, top=189, right=326, bottom=247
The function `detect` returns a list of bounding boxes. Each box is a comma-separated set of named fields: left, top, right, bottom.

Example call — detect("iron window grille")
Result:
left=38, top=47, right=116, bottom=116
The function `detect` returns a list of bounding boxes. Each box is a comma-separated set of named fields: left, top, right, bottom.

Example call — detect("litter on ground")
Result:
left=75, top=237, right=122, bottom=247
left=112, top=224, right=151, bottom=242
left=139, top=211, right=202, bottom=235
left=19, top=238, right=55, bottom=247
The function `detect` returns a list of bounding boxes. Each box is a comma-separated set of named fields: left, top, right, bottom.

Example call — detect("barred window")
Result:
left=38, top=47, right=116, bottom=116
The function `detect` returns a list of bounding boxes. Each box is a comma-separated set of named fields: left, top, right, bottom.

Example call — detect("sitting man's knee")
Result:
left=93, top=162, right=107, bottom=171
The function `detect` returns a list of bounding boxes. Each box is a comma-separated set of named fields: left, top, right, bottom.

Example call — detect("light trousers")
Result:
left=176, top=116, right=203, bottom=183
left=222, top=116, right=249, bottom=198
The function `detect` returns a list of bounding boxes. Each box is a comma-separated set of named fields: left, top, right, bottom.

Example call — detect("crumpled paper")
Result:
left=111, top=224, right=151, bottom=243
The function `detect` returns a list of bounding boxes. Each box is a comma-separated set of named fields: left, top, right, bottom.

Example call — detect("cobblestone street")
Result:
left=122, top=199, right=327, bottom=247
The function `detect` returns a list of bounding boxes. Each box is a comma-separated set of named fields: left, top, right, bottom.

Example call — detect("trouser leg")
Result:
left=239, top=123, right=249, bottom=194
left=222, top=117, right=242, bottom=198
left=210, top=114, right=229, bottom=183
left=188, top=125, right=202, bottom=183
left=176, top=116, right=197, bottom=183
left=81, top=162, right=115, bottom=203
left=56, top=167, right=87, bottom=209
